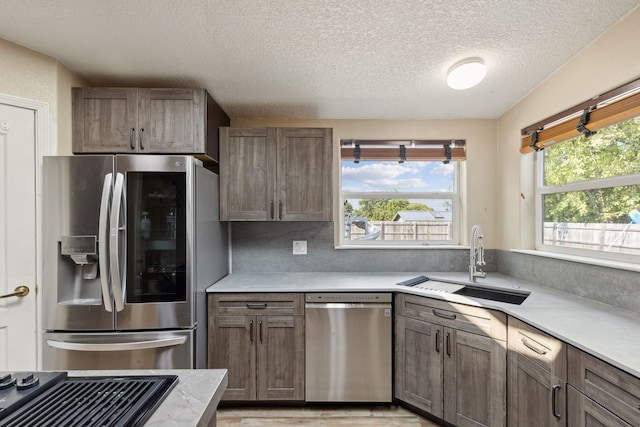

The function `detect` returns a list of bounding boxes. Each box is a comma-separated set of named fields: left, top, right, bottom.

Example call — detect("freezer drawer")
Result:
left=43, top=330, right=194, bottom=370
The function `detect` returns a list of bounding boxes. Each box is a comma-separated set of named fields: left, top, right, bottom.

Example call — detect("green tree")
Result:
left=354, top=199, right=431, bottom=221
left=543, top=117, right=640, bottom=223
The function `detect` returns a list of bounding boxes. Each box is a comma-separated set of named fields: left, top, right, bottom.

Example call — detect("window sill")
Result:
left=336, top=244, right=468, bottom=250
left=511, top=249, right=640, bottom=273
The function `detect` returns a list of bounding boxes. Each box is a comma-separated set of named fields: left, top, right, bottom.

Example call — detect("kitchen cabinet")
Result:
left=567, top=345, right=640, bottom=426
left=208, top=293, right=305, bottom=401
left=72, top=87, right=229, bottom=168
left=507, top=317, right=567, bottom=427
left=219, top=127, right=332, bottom=221
left=395, top=294, right=507, bottom=427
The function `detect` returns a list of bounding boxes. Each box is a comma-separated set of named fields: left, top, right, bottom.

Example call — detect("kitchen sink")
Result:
left=453, top=285, right=530, bottom=305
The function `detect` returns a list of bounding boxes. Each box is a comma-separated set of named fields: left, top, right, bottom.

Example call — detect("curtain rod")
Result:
left=521, top=76, right=640, bottom=136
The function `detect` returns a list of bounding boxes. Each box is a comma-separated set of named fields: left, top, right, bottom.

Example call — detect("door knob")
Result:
left=0, top=285, right=30, bottom=299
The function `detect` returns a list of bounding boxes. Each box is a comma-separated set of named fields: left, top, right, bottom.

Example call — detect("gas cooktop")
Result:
left=0, top=371, right=178, bottom=427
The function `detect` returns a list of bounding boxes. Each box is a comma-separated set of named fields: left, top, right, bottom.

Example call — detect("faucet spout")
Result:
left=469, top=224, right=486, bottom=282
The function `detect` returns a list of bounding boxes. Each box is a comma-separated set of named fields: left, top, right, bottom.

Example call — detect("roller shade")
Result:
left=340, top=139, right=466, bottom=162
left=520, top=77, right=640, bottom=153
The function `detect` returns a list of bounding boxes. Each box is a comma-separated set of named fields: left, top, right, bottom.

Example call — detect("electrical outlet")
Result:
left=293, top=240, right=307, bottom=255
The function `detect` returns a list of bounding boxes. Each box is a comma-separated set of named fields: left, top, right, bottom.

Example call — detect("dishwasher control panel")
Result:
left=305, top=293, right=392, bottom=303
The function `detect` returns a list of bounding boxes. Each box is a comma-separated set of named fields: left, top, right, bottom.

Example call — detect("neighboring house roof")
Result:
left=393, top=210, right=452, bottom=221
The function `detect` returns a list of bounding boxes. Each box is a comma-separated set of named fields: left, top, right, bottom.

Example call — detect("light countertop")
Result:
left=69, top=369, right=227, bottom=427
left=208, top=271, right=640, bottom=379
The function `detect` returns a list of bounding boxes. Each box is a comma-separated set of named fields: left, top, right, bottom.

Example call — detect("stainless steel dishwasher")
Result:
left=305, top=293, right=392, bottom=402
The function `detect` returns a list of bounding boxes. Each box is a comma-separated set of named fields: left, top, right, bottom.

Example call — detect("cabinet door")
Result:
left=508, top=349, right=566, bottom=427
left=568, top=386, right=632, bottom=427
left=276, top=128, right=332, bottom=221
left=72, top=87, right=138, bottom=153
left=138, top=88, right=205, bottom=153
left=256, top=315, right=305, bottom=400
left=219, top=127, right=277, bottom=220
left=208, top=315, right=256, bottom=400
left=444, top=328, right=507, bottom=427
left=395, top=315, right=443, bottom=417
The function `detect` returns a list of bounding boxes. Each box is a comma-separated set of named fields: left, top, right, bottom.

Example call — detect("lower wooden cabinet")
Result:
left=568, top=386, right=633, bottom=427
left=395, top=295, right=507, bottom=427
left=568, top=345, right=640, bottom=426
left=507, top=317, right=567, bottom=427
left=208, top=293, right=305, bottom=401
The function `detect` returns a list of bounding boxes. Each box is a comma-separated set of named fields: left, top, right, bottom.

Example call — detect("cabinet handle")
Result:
left=139, top=128, right=145, bottom=150
left=249, top=320, right=254, bottom=342
left=278, top=200, right=283, bottom=220
left=270, top=200, right=274, bottom=219
left=246, top=303, right=267, bottom=309
left=521, top=337, right=548, bottom=355
left=446, top=332, right=451, bottom=356
left=433, top=309, right=456, bottom=320
left=259, top=320, right=263, bottom=342
left=435, top=329, right=440, bottom=353
left=552, top=384, right=562, bottom=418
left=130, top=128, right=135, bottom=150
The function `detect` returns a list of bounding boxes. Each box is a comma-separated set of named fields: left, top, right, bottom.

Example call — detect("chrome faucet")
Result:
left=469, top=224, right=486, bottom=282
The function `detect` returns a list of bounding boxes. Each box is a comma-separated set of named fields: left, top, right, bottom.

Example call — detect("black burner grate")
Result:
left=0, top=375, right=177, bottom=427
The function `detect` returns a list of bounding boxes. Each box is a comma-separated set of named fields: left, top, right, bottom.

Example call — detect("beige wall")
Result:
left=0, top=38, right=86, bottom=154
left=496, top=7, right=640, bottom=251
left=232, top=118, right=498, bottom=247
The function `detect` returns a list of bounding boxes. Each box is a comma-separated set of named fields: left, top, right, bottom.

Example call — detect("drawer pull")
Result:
left=435, top=329, right=440, bottom=353
left=259, top=320, right=263, bottom=342
left=446, top=332, right=451, bottom=356
left=246, top=303, right=268, bottom=309
left=249, top=320, right=254, bottom=342
left=522, top=337, right=548, bottom=355
left=433, top=309, right=457, bottom=320
left=552, top=384, right=562, bottom=418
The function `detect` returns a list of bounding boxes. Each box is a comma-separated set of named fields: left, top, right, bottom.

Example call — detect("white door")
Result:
left=0, top=103, right=37, bottom=370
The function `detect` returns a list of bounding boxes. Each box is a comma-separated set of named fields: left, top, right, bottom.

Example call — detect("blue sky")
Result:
left=341, top=160, right=454, bottom=193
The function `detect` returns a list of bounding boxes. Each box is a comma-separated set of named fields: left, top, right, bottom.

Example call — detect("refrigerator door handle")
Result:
left=98, top=173, right=114, bottom=312
left=46, top=336, right=187, bottom=352
left=110, top=172, right=126, bottom=312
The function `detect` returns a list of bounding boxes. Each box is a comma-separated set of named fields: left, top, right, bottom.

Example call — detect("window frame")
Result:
left=339, top=160, right=461, bottom=247
left=534, top=146, right=640, bottom=264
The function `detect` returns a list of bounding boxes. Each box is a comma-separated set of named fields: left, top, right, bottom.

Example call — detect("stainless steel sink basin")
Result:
left=453, top=285, right=530, bottom=305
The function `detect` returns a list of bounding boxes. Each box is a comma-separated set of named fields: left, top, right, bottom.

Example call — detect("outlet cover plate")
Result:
left=293, top=240, right=307, bottom=255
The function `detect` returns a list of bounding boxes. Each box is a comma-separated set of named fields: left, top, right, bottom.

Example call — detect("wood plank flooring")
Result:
left=217, top=405, right=444, bottom=426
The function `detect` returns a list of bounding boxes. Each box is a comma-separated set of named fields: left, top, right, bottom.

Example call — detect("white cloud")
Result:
left=431, top=163, right=454, bottom=175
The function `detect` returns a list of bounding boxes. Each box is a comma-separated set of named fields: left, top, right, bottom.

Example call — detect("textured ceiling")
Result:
left=0, top=0, right=638, bottom=120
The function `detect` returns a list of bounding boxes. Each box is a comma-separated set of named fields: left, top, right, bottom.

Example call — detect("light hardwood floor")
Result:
left=217, top=405, right=444, bottom=426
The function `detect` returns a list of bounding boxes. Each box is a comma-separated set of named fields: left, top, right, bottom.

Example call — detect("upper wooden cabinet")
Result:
left=219, top=127, right=333, bottom=221
left=72, top=87, right=229, bottom=167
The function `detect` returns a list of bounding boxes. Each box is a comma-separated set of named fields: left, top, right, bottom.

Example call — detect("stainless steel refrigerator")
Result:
left=42, top=155, right=228, bottom=369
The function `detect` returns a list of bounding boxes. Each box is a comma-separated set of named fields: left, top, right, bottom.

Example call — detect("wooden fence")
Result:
left=543, top=222, right=640, bottom=255
left=348, top=221, right=452, bottom=241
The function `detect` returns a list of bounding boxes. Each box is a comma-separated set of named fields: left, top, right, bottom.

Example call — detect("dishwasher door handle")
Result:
left=305, top=302, right=392, bottom=309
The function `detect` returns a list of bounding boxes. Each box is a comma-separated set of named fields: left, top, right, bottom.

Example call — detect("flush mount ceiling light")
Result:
left=446, top=58, right=487, bottom=90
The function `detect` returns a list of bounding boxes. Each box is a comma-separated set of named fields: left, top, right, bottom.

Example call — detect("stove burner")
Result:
left=0, top=372, right=177, bottom=427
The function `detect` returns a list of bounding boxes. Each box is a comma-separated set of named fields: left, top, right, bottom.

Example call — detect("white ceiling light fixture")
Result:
left=446, top=58, right=487, bottom=90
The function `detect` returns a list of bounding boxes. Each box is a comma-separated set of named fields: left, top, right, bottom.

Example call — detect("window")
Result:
left=526, top=79, right=640, bottom=263
left=339, top=140, right=463, bottom=246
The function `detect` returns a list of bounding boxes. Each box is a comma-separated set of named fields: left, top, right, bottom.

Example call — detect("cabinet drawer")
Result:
left=395, top=293, right=506, bottom=341
left=209, top=293, right=304, bottom=316
left=508, top=318, right=566, bottom=379
left=568, top=346, right=640, bottom=426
